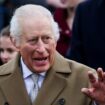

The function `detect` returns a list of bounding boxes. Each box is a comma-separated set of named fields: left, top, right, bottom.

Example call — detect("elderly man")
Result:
left=0, top=4, right=105, bottom=105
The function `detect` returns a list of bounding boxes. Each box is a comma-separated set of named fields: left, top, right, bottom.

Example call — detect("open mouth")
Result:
left=33, top=57, right=48, bottom=66
left=34, top=57, right=48, bottom=61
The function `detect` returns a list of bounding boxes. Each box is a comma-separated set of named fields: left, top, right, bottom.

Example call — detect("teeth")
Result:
left=35, top=57, right=47, bottom=61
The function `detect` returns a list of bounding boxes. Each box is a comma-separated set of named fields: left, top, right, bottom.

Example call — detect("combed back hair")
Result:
left=10, top=4, right=60, bottom=45
left=0, top=26, right=10, bottom=37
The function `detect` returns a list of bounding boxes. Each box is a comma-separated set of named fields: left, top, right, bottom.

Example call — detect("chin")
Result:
left=33, top=66, right=50, bottom=73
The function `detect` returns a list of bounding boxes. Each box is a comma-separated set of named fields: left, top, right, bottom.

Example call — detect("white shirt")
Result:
left=20, top=57, right=46, bottom=95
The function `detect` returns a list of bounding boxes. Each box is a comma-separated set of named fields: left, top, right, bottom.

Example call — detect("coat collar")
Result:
left=0, top=52, right=71, bottom=105
left=52, top=51, right=71, bottom=73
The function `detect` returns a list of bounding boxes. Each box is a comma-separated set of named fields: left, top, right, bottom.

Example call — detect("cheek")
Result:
left=0, top=53, right=3, bottom=59
left=49, top=43, right=56, bottom=59
left=49, top=42, right=56, bottom=51
left=19, top=45, right=31, bottom=58
left=20, top=45, right=37, bottom=63
left=20, top=44, right=34, bottom=53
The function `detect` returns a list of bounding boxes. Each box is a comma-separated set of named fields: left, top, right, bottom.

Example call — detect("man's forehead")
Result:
left=20, top=15, right=50, bottom=24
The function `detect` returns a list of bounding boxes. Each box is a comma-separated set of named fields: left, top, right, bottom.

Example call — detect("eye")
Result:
left=42, top=36, right=52, bottom=43
left=27, top=37, right=38, bottom=45
left=0, top=48, right=3, bottom=53
left=7, top=48, right=15, bottom=53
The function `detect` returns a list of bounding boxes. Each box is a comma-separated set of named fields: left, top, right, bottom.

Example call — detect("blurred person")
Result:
left=53, top=0, right=84, bottom=57
left=67, top=0, right=105, bottom=71
left=0, top=26, right=17, bottom=64
left=0, top=4, right=105, bottom=105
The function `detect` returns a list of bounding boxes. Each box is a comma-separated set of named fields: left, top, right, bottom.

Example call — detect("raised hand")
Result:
left=81, top=68, right=105, bottom=105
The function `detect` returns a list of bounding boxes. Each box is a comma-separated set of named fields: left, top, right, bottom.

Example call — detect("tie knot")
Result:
left=31, top=73, right=39, bottom=84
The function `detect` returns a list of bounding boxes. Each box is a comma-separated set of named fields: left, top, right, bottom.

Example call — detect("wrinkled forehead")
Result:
left=20, top=16, right=52, bottom=30
left=19, top=16, right=54, bottom=38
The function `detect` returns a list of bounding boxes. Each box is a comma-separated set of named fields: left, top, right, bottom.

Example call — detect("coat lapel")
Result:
left=0, top=55, right=31, bottom=105
left=34, top=52, right=71, bottom=105
left=34, top=69, right=67, bottom=105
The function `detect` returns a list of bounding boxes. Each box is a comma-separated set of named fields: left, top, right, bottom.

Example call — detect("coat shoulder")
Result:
left=65, top=58, right=97, bottom=81
left=0, top=59, right=16, bottom=75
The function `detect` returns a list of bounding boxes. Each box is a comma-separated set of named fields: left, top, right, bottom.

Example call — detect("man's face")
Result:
left=15, top=17, right=57, bottom=73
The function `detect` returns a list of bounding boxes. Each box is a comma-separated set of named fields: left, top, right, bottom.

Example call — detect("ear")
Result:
left=10, top=37, right=20, bottom=50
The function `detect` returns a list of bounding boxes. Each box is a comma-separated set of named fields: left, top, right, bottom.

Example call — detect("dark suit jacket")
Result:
left=0, top=52, right=95, bottom=105
left=68, top=0, right=105, bottom=70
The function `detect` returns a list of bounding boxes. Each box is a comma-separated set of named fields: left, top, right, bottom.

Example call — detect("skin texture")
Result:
left=0, top=36, right=17, bottom=64
left=13, top=16, right=57, bottom=73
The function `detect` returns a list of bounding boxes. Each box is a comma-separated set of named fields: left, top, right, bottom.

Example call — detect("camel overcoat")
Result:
left=0, top=52, right=95, bottom=105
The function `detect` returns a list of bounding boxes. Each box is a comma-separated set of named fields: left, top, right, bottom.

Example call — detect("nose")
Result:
left=35, top=39, right=46, bottom=53
left=1, top=51, right=10, bottom=63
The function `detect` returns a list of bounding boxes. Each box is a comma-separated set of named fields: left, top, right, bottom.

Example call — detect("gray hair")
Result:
left=10, top=4, right=60, bottom=45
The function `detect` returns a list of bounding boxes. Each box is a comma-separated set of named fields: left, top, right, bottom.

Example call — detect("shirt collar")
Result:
left=20, top=57, right=46, bottom=79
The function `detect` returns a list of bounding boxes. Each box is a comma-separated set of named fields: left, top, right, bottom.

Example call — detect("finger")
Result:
left=88, top=71, right=97, bottom=83
left=103, top=72, right=105, bottom=83
left=81, top=88, right=90, bottom=95
left=81, top=88, right=94, bottom=99
left=97, top=68, right=103, bottom=81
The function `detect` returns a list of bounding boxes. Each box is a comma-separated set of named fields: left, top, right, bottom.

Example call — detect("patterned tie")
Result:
left=29, top=74, right=39, bottom=103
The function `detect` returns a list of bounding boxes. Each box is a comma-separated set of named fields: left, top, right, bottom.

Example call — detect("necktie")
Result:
left=29, top=74, right=39, bottom=103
